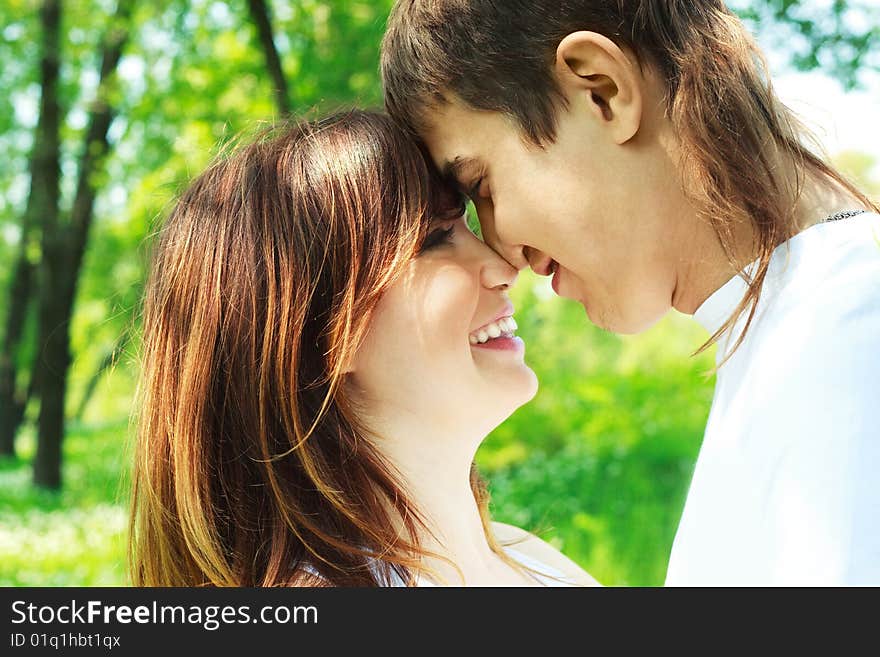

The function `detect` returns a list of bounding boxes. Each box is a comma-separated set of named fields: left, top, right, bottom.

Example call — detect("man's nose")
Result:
left=475, top=204, right=529, bottom=270
left=523, top=246, right=552, bottom=276
left=497, top=243, right=530, bottom=271
left=483, top=231, right=529, bottom=270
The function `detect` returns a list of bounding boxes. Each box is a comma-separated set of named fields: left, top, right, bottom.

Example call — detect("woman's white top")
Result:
left=666, top=212, right=880, bottom=586
left=303, top=544, right=577, bottom=587
left=409, top=546, right=576, bottom=587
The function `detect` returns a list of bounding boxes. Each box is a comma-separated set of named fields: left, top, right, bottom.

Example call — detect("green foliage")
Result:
left=834, top=150, right=880, bottom=194
left=0, top=0, right=877, bottom=587
left=729, top=0, right=880, bottom=88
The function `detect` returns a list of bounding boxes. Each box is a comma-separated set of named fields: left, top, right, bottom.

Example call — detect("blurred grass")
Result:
left=0, top=420, right=132, bottom=586
left=0, top=273, right=716, bottom=586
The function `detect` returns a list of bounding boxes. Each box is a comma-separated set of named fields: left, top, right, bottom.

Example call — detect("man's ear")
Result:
left=554, top=31, right=643, bottom=144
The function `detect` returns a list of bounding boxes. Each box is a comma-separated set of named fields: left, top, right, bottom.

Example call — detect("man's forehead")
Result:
left=419, top=98, right=518, bottom=173
left=421, top=105, right=483, bottom=173
left=422, top=135, right=467, bottom=178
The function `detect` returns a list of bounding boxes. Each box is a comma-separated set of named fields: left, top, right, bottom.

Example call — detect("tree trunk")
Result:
left=0, top=0, right=63, bottom=459
left=32, top=274, right=70, bottom=488
left=32, top=0, right=134, bottom=489
left=246, top=0, right=290, bottom=115
left=0, top=259, right=35, bottom=457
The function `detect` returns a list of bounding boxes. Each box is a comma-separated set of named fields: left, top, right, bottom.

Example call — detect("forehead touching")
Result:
left=416, top=137, right=469, bottom=223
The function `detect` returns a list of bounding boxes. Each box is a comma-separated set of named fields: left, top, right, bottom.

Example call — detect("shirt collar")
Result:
left=692, top=211, right=878, bottom=340
left=693, top=270, right=750, bottom=337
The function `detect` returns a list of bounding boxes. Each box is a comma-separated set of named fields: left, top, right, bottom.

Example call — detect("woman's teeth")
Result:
left=469, top=316, right=518, bottom=345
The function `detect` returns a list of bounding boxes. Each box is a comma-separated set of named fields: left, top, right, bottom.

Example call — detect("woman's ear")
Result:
left=341, top=346, right=359, bottom=375
left=554, top=31, right=643, bottom=145
left=340, top=325, right=368, bottom=376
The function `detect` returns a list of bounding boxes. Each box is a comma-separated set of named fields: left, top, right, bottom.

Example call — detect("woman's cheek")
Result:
left=414, top=264, right=476, bottom=341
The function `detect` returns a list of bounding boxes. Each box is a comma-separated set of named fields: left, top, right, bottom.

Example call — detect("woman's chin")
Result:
left=477, top=369, right=539, bottom=425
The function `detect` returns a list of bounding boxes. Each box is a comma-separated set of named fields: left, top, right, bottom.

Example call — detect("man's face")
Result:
left=422, top=96, right=692, bottom=334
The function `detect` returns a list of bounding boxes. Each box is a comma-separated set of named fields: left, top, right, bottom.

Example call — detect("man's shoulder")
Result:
left=717, top=218, right=880, bottom=436
left=792, top=212, right=880, bottom=301
left=755, top=216, right=880, bottom=363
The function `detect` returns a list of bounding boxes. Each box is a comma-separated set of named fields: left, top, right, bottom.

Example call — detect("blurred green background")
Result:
left=1, top=0, right=878, bottom=586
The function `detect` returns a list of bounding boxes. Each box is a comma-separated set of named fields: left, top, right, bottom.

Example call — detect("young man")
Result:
left=381, top=0, right=880, bottom=585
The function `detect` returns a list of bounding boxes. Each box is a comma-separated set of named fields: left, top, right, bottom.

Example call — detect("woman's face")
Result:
left=347, top=212, right=538, bottom=439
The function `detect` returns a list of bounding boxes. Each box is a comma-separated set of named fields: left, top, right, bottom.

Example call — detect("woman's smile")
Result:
left=468, top=301, right=525, bottom=353
left=468, top=314, right=517, bottom=344
left=468, top=314, right=524, bottom=353
left=471, top=334, right=525, bottom=352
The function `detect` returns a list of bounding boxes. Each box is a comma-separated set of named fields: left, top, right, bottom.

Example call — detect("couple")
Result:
left=130, top=0, right=880, bottom=586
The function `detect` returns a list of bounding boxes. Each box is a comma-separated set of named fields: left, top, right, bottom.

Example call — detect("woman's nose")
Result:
left=478, top=240, right=519, bottom=290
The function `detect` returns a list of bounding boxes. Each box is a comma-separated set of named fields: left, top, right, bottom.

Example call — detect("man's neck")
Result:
left=673, top=164, right=868, bottom=318
left=791, top=169, right=868, bottom=232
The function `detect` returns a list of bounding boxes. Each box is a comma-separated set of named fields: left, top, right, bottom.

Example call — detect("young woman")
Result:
left=128, top=110, right=597, bottom=587
left=381, top=0, right=880, bottom=585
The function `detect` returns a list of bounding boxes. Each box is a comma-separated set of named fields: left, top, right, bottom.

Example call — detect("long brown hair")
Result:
left=129, top=110, right=512, bottom=586
left=381, top=0, right=878, bottom=361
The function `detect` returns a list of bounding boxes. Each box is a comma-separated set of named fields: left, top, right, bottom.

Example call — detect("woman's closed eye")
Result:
left=418, top=224, right=456, bottom=253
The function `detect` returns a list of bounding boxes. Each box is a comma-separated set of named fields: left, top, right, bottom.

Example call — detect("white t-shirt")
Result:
left=666, top=212, right=880, bottom=586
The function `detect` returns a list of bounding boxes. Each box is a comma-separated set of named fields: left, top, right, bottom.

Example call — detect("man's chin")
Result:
left=561, top=290, right=652, bottom=334
left=581, top=303, right=615, bottom=332
left=586, top=305, right=667, bottom=336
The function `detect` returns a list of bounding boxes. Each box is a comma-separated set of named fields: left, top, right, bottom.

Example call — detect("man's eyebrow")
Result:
left=441, top=156, right=477, bottom=184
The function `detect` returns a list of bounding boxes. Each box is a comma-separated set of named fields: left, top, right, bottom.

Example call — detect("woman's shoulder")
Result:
left=491, top=521, right=601, bottom=587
